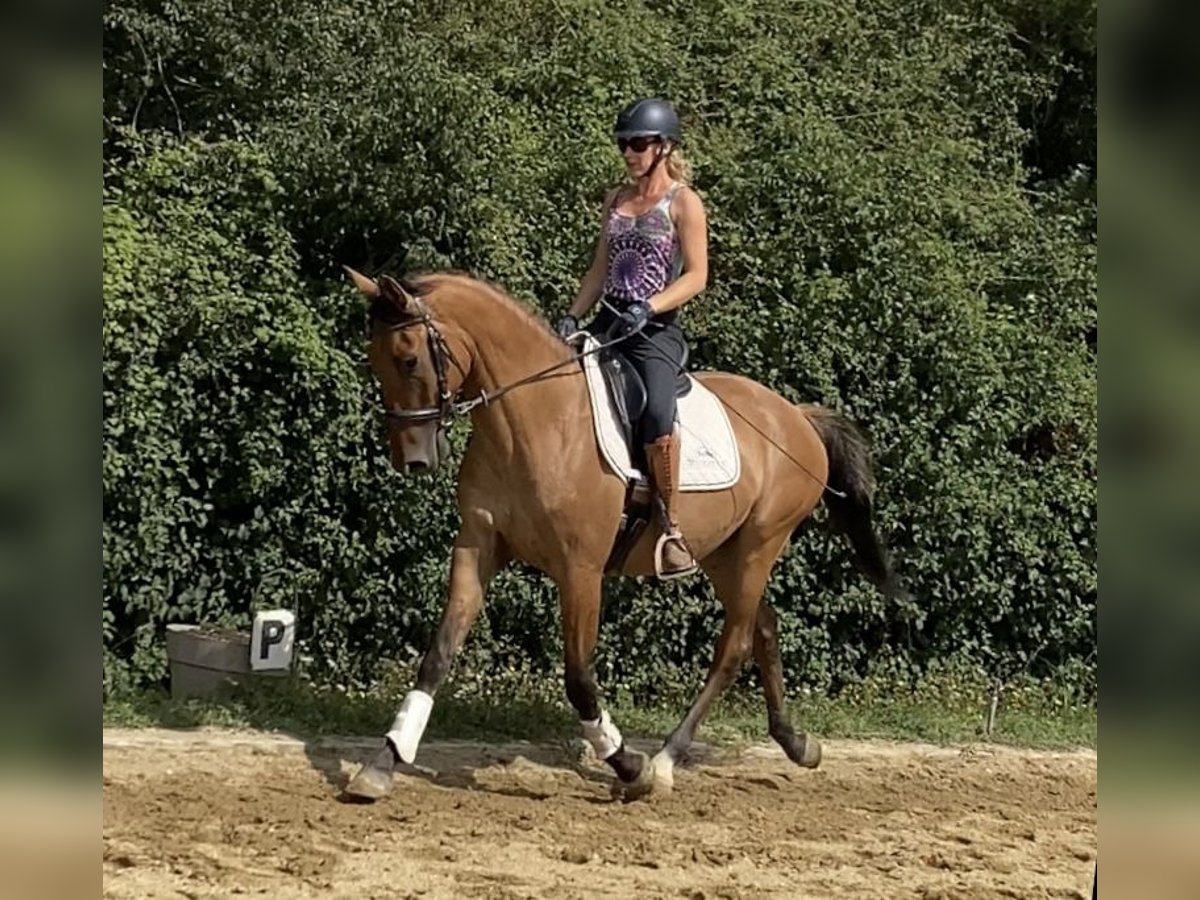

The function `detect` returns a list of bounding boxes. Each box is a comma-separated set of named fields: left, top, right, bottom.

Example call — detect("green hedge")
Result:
left=102, top=0, right=1095, bottom=700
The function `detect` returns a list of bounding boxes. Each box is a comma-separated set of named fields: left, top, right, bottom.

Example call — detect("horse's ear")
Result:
left=379, top=275, right=415, bottom=315
left=343, top=265, right=380, bottom=300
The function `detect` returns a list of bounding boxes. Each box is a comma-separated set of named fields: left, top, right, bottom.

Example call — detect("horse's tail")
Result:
left=801, top=405, right=909, bottom=602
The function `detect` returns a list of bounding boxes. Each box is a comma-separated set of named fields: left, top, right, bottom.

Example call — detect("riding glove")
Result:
left=610, top=301, right=651, bottom=339
left=555, top=314, right=579, bottom=340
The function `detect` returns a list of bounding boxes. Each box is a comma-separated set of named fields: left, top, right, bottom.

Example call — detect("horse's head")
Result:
left=346, top=266, right=470, bottom=475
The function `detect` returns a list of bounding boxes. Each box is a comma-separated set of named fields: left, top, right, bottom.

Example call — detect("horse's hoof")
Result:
left=617, top=750, right=674, bottom=802
left=343, top=762, right=393, bottom=801
left=795, top=734, right=822, bottom=769
left=774, top=726, right=823, bottom=769
left=609, top=746, right=649, bottom=784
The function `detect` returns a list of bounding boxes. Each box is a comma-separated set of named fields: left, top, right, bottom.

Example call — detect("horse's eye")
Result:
left=402, top=356, right=419, bottom=373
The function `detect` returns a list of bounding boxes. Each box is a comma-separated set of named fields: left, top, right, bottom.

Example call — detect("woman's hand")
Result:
left=609, top=302, right=651, bottom=339
left=556, top=314, right=580, bottom=340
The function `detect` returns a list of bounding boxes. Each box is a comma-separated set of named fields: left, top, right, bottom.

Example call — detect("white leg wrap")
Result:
left=647, top=749, right=675, bottom=792
left=385, top=690, right=434, bottom=764
left=580, top=709, right=623, bottom=760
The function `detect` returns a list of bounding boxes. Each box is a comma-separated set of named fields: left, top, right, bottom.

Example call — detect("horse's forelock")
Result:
left=368, top=275, right=429, bottom=327
left=368, top=296, right=400, bottom=326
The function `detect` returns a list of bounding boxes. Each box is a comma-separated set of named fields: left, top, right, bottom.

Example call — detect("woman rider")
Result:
left=556, top=97, right=709, bottom=579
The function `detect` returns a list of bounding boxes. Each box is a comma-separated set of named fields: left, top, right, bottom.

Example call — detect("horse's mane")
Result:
left=399, top=270, right=569, bottom=357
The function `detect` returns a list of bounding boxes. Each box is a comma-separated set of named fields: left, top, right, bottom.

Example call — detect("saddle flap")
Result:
left=674, top=343, right=691, bottom=398
left=598, top=350, right=646, bottom=453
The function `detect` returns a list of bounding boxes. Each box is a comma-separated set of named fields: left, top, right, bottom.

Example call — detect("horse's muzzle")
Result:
left=390, top=428, right=449, bottom=475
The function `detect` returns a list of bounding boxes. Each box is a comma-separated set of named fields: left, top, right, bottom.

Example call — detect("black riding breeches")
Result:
left=590, top=314, right=687, bottom=444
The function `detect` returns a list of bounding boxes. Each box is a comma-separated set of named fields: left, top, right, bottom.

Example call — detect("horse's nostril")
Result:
left=406, top=461, right=429, bottom=474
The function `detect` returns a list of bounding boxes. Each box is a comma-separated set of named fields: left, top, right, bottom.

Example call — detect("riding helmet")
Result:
left=613, top=98, right=682, bottom=143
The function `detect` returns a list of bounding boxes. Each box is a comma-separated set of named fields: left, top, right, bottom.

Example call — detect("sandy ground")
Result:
left=103, top=728, right=1096, bottom=899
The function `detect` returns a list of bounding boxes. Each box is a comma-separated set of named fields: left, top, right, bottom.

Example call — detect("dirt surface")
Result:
left=103, top=728, right=1096, bottom=899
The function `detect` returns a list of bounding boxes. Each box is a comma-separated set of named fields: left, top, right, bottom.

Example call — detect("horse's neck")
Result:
left=451, top=295, right=585, bottom=467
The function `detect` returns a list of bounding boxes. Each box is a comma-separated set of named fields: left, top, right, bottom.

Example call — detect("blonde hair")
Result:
left=664, top=145, right=693, bottom=185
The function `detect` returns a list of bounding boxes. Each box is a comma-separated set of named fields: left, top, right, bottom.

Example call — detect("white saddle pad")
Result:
left=578, top=335, right=740, bottom=491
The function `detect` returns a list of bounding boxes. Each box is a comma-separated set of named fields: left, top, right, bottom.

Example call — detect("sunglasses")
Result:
left=616, top=135, right=661, bottom=153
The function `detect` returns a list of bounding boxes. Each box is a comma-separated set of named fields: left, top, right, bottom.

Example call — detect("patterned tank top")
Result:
left=602, top=183, right=683, bottom=315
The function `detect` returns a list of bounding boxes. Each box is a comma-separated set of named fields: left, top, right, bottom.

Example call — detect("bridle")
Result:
left=375, top=303, right=469, bottom=428
left=374, top=290, right=493, bottom=429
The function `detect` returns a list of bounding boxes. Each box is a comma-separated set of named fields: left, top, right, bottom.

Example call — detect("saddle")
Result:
left=597, top=343, right=691, bottom=473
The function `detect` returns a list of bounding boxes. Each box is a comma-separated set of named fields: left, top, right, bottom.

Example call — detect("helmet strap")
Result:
left=641, top=143, right=668, bottom=182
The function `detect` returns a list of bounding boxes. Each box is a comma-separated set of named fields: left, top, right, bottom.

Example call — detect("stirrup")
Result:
left=653, top=531, right=699, bottom=580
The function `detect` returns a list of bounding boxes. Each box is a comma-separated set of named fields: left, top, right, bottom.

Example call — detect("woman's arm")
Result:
left=648, top=187, right=708, bottom=315
left=566, top=188, right=620, bottom=318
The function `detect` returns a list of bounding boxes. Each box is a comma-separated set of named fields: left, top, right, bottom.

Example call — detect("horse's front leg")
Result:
left=558, top=568, right=647, bottom=785
left=344, top=520, right=505, bottom=801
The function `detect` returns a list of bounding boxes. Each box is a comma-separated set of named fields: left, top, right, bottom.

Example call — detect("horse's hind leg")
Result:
left=753, top=602, right=821, bottom=768
left=622, top=529, right=790, bottom=801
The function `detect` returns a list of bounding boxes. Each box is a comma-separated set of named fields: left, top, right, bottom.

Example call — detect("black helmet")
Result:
left=614, top=98, right=681, bottom=144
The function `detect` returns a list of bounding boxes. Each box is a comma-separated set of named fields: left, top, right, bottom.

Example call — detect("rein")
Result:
left=377, top=303, right=634, bottom=427
left=379, top=295, right=844, bottom=498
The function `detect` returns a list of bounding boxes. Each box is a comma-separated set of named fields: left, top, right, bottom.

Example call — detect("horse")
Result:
left=341, top=266, right=909, bottom=802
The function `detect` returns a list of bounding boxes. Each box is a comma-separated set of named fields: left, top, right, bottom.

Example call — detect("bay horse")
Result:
left=342, top=267, right=908, bottom=802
